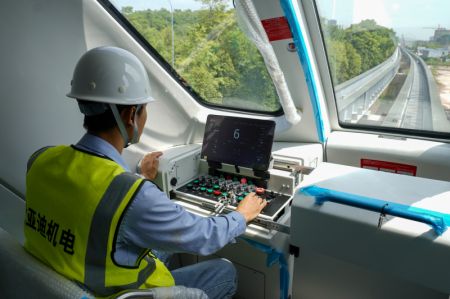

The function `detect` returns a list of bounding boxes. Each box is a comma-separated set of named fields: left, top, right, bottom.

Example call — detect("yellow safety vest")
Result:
left=24, top=145, right=174, bottom=297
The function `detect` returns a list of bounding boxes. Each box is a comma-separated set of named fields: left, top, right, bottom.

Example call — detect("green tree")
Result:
left=120, top=4, right=281, bottom=112
left=121, top=6, right=133, bottom=15
left=322, top=18, right=395, bottom=84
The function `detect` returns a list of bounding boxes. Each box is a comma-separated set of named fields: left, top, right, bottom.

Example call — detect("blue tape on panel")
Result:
left=280, top=0, right=326, bottom=143
left=300, top=185, right=449, bottom=235
left=242, top=238, right=289, bottom=299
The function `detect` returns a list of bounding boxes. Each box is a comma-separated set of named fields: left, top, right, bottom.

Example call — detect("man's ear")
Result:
left=120, top=106, right=136, bottom=127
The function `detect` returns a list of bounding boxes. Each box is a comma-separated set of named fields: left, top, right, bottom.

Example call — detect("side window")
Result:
left=315, top=0, right=450, bottom=135
left=108, top=0, right=281, bottom=113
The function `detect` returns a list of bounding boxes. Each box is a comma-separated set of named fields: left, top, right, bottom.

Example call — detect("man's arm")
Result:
left=116, top=181, right=265, bottom=258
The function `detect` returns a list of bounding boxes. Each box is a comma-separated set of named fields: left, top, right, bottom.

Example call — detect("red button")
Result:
left=213, top=190, right=222, bottom=196
left=240, top=178, right=247, bottom=184
left=255, top=187, right=265, bottom=195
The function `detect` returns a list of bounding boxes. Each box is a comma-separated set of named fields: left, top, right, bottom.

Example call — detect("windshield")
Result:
left=316, top=0, right=450, bottom=135
left=109, top=0, right=281, bottom=113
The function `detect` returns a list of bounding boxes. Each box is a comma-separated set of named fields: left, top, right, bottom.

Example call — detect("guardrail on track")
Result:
left=383, top=49, right=450, bottom=132
left=335, top=48, right=401, bottom=123
left=416, top=53, right=450, bottom=132
left=382, top=49, right=415, bottom=128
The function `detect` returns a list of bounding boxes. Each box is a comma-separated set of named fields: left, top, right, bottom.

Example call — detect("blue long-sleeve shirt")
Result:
left=76, top=134, right=246, bottom=266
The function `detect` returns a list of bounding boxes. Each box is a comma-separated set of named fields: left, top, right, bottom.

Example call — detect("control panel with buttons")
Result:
left=174, top=171, right=292, bottom=221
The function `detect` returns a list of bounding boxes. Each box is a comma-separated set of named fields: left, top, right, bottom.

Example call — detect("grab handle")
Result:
left=300, top=185, right=447, bottom=236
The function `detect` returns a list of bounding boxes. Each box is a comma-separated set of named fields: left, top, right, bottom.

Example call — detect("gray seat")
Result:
left=0, top=227, right=207, bottom=299
left=0, top=227, right=94, bottom=299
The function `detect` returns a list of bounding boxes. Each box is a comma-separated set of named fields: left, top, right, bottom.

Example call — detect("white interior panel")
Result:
left=292, top=163, right=450, bottom=295
left=326, top=131, right=450, bottom=181
left=245, top=0, right=327, bottom=143
left=0, top=0, right=87, bottom=195
left=293, top=248, right=446, bottom=299
left=0, top=185, right=25, bottom=243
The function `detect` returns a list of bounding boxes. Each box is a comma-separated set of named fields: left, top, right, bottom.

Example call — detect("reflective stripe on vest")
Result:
left=85, top=172, right=156, bottom=295
left=25, top=145, right=174, bottom=297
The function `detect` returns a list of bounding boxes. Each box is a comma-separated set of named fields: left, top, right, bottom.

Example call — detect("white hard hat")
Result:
left=67, top=46, right=153, bottom=105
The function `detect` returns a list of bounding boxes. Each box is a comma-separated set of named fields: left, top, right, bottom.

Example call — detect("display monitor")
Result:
left=201, top=115, right=276, bottom=171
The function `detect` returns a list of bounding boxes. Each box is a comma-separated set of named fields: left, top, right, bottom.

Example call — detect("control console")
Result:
left=174, top=171, right=292, bottom=221
left=166, top=115, right=296, bottom=233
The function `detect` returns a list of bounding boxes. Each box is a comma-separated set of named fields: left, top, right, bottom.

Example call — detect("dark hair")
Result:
left=82, top=104, right=143, bottom=133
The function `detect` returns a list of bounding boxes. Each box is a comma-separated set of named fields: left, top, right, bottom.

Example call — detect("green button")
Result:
left=222, top=192, right=228, bottom=197
left=193, top=180, right=199, bottom=184
left=207, top=189, right=213, bottom=193
left=243, top=192, right=249, bottom=196
left=200, top=187, right=206, bottom=192
left=213, top=184, right=220, bottom=190
left=238, top=196, right=244, bottom=201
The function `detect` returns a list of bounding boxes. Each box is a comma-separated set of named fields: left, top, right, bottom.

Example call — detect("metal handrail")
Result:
left=335, top=48, right=401, bottom=111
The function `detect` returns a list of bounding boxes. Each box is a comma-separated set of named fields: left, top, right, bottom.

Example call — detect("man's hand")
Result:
left=236, top=192, right=267, bottom=223
left=139, top=151, right=163, bottom=180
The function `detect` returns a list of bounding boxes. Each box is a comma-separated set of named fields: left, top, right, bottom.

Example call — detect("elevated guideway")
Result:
left=335, top=48, right=401, bottom=123
left=382, top=49, right=449, bottom=131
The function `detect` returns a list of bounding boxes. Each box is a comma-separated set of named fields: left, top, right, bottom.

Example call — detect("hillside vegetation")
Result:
left=122, top=3, right=396, bottom=110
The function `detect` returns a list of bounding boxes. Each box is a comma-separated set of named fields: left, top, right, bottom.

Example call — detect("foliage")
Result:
left=122, top=5, right=397, bottom=108
left=322, top=19, right=396, bottom=85
left=121, top=3, right=280, bottom=112
left=424, top=57, right=450, bottom=66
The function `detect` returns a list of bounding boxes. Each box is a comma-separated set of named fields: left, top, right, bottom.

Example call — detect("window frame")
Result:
left=310, top=0, right=450, bottom=141
left=97, top=0, right=285, bottom=117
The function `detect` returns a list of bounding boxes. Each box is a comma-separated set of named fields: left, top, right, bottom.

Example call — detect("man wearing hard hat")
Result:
left=24, top=46, right=266, bottom=298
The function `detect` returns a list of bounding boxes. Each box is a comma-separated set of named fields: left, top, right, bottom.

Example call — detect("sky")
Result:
left=111, top=0, right=205, bottom=11
left=111, top=0, right=450, bottom=41
left=317, top=0, right=450, bottom=40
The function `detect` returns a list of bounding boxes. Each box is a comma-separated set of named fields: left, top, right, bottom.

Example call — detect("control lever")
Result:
left=211, top=190, right=240, bottom=216
left=211, top=196, right=229, bottom=216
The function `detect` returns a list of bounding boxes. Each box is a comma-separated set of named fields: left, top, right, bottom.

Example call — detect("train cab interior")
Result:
left=1, top=0, right=450, bottom=298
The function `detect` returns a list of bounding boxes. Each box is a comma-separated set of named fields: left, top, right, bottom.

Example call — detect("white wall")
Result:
left=327, top=131, right=450, bottom=181
left=0, top=0, right=87, bottom=195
